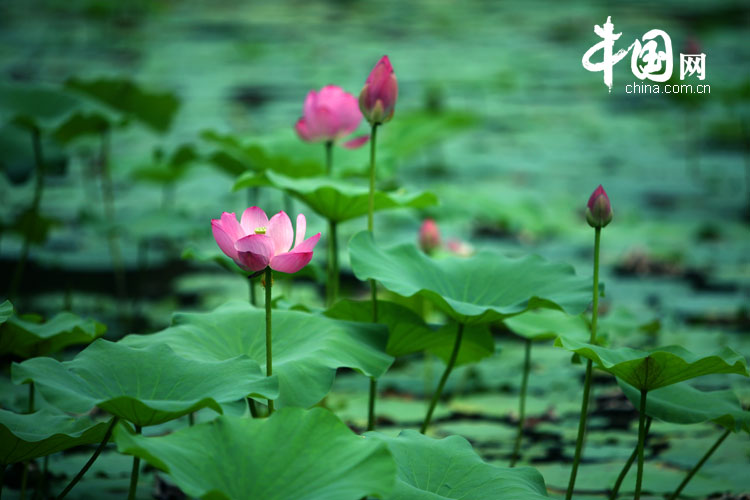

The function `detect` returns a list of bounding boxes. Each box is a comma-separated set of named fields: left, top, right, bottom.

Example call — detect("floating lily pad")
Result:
left=234, top=170, right=438, bottom=223
left=65, top=77, right=180, bottom=133
left=367, top=430, right=550, bottom=499
left=0, top=310, right=106, bottom=358
left=349, top=231, right=590, bottom=325
left=555, top=337, right=749, bottom=390
left=618, top=379, right=750, bottom=433
left=324, top=300, right=493, bottom=365
left=0, top=408, right=110, bottom=465
left=503, top=309, right=590, bottom=342
left=122, top=301, right=393, bottom=408
left=115, top=407, right=395, bottom=500
left=12, top=340, right=277, bottom=426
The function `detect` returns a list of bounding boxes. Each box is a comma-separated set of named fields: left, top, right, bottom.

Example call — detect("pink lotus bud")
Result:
left=212, top=207, right=320, bottom=274
left=418, top=219, right=441, bottom=254
left=294, top=85, right=369, bottom=148
left=586, top=185, right=613, bottom=228
left=359, top=55, right=398, bottom=126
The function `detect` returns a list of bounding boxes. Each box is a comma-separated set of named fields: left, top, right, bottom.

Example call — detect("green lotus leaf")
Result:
left=349, top=231, right=590, bottom=325
left=0, top=84, right=81, bottom=132
left=65, top=77, right=180, bottom=133
left=0, top=409, right=110, bottom=465
left=0, top=300, right=12, bottom=325
left=367, top=430, right=550, bottom=499
left=324, top=299, right=493, bottom=365
left=12, top=339, right=277, bottom=426
left=52, top=110, right=119, bottom=144
left=503, top=309, right=590, bottom=342
left=202, top=130, right=324, bottom=177
left=122, top=301, right=393, bottom=408
left=555, top=337, right=749, bottom=390
left=234, top=170, right=438, bottom=223
left=0, top=310, right=106, bottom=358
left=618, top=379, right=750, bottom=433
left=115, top=407, right=395, bottom=500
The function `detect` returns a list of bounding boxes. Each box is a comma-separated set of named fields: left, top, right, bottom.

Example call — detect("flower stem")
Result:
left=9, top=128, right=45, bottom=301
left=366, top=123, right=380, bottom=431
left=565, top=226, right=601, bottom=500
left=56, top=417, right=118, bottom=500
left=609, top=417, right=651, bottom=500
left=510, top=338, right=532, bottom=467
left=265, top=266, right=274, bottom=415
left=127, top=425, right=141, bottom=500
left=325, top=140, right=333, bottom=176
left=326, top=220, right=339, bottom=307
left=421, top=323, right=464, bottom=434
left=634, top=389, right=648, bottom=500
left=667, top=428, right=730, bottom=500
left=248, top=276, right=256, bottom=307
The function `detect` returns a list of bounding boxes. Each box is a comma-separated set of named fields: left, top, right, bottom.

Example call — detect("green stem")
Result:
left=325, top=140, right=333, bottom=176
left=421, top=323, right=464, bottom=434
left=265, top=267, right=274, bottom=415
left=28, top=383, right=34, bottom=414
left=634, top=389, right=648, bottom=500
left=667, top=428, right=730, bottom=500
left=565, top=226, right=601, bottom=500
left=127, top=425, right=141, bottom=500
left=9, top=128, right=45, bottom=301
left=20, top=461, right=28, bottom=500
left=1, top=463, right=6, bottom=499
left=56, top=417, right=118, bottom=500
left=510, top=339, right=532, bottom=467
left=327, top=219, right=339, bottom=307
left=188, top=412, right=194, bottom=426
left=366, top=123, right=380, bottom=432
left=248, top=276, right=256, bottom=307
left=609, top=418, right=652, bottom=500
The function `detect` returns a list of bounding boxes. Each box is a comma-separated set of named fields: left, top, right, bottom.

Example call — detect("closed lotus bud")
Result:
left=419, top=218, right=441, bottom=254
left=586, top=185, right=613, bottom=228
left=359, top=55, right=398, bottom=125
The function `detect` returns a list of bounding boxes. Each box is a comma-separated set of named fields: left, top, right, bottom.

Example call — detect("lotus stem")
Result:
left=265, top=267, right=275, bottom=415
left=20, top=461, right=28, bottom=500
left=57, top=417, right=118, bottom=500
left=609, top=417, right=651, bottom=500
left=668, top=428, right=731, bottom=500
left=634, top=389, right=648, bottom=500
left=325, top=140, right=333, bottom=176
left=366, top=123, right=380, bottom=432
left=188, top=412, right=194, bottom=426
left=127, top=425, right=142, bottom=500
left=326, top=220, right=339, bottom=307
left=9, top=128, right=45, bottom=301
left=248, top=275, right=256, bottom=307
left=421, top=323, right=464, bottom=434
left=511, top=338, right=532, bottom=467
left=566, top=226, right=601, bottom=500
left=1, top=463, right=6, bottom=499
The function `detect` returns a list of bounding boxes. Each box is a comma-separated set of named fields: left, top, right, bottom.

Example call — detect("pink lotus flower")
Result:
left=294, top=85, right=369, bottom=149
left=359, top=55, right=398, bottom=125
left=212, top=207, right=321, bottom=273
left=418, top=219, right=441, bottom=254
left=586, top=185, right=613, bottom=228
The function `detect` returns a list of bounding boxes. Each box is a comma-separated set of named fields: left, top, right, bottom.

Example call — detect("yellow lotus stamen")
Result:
left=254, top=226, right=266, bottom=235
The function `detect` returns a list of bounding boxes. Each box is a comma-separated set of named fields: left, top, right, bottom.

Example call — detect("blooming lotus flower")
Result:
left=586, top=185, right=613, bottom=228
left=294, top=85, right=369, bottom=149
left=418, top=219, right=441, bottom=254
left=359, top=55, right=398, bottom=125
left=212, top=207, right=321, bottom=273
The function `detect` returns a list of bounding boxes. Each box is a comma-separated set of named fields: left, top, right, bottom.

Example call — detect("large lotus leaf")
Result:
left=202, top=130, right=324, bottom=177
left=324, top=299, right=493, bottom=365
left=115, top=407, right=395, bottom=500
left=0, top=311, right=106, bottom=358
left=368, top=430, right=549, bottom=500
left=555, top=337, right=749, bottom=390
left=618, top=379, right=750, bottom=433
left=349, top=231, right=590, bottom=325
left=52, top=110, right=118, bottom=144
left=0, top=409, right=110, bottom=465
left=0, top=84, right=81, bottom=131
left=122, top=301, right=393, bottom=408
left=234, top=170, right=438, bottom=223
left=0, top=300, right=12, bottom=325
left=11, top=339, right=277, bottom=426
left=503, top=309, right=590, bottom=342
left=65, top=77, right=179, bottom=133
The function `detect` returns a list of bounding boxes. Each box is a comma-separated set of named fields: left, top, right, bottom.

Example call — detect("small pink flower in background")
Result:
left=419, top=219, right=441, bottom=254
left=586, top=185, right=613, bottom=228
left=359, top=55, right=398, bottom=125
left=294, top=85, right=369, bottom=149
left=212, top=207, right=321, bottom=273
left=446, top=238, right=474, bottom=257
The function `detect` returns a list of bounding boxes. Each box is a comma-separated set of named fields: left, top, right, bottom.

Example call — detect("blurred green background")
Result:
left=0, top=0, right=748, bottom=498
